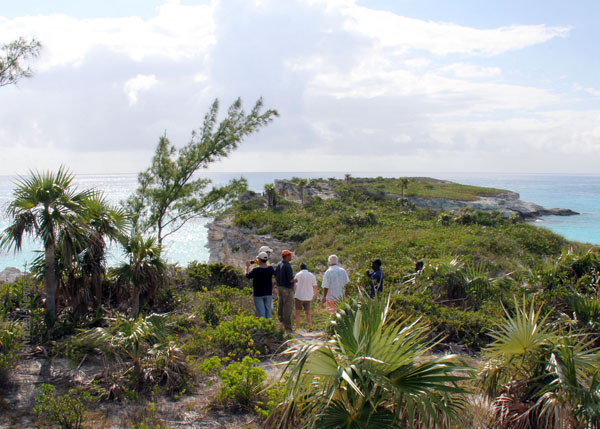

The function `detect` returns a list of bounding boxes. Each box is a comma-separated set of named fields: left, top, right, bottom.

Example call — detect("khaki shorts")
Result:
left=295, top=298, right=311, bottom=311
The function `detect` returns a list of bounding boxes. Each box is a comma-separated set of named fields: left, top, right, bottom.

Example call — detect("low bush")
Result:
left=0, top=320, right=23, bottom=383
left=212, top=315, right=283, bottom=360
left=217, top=356, right=266, bottom=411
left=34, top=383, right=92, bottom=429
left=184, top=262, right=247, bottom=291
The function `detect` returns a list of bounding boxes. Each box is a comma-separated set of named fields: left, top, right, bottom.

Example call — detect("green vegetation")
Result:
left=0, top=320, right=23, bottom=382
left=124, top=98, right=278, bottom=243
left=34, top=383, right=92, bottom=429
left=0, top=167, right=127, bottom=325
left=479, top=299, right=600, bottom=427
left=3, top=173, right=600, bottom=428
left=339, top=176, right=508, bottom=201
left=0, top=37, right=41, bottom=88
left=268, top=295, right=468, bottom=428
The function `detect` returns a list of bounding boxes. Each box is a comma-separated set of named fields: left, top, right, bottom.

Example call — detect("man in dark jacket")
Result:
left=275, top=249, right=295, bottom=331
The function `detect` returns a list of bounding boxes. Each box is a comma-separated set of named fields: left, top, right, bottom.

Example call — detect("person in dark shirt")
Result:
left=275, top=249, right=295, bottom=331
left=366, top=259, right=384, bottom=298
left=245, top=251, right=276, bottom=318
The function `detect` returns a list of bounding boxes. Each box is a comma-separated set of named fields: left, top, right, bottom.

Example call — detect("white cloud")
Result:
left=124, top=74, right=158, bottom=106
left=341, top=5, right=570, bottom=57
left=440, top=63, right=502, bottom=79
left=0, top=0, right=597, bottom=175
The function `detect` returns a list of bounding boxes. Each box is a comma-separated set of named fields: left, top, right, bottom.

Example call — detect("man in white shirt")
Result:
left=321, top=254, right=350, bottom=314
left=294, top=263, right=318, bottom=332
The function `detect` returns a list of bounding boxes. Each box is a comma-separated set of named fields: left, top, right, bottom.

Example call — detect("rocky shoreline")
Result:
left=206, top=179, right=578, bottom=268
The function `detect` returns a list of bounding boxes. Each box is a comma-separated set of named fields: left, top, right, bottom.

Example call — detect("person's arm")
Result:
left=286, top=264, right=294, bottom=285
left=244, top=261, right=252, bottom=278
left=312, top=285, right=318, bottom=301
left=322, top=288, right=329, bottom=303
left=344, top=269, right=350, bottom=297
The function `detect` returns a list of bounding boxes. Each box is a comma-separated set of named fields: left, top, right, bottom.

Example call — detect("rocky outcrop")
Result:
left=405, top=191, right=578, bottom=219
left=274, top=180, right=336, bottom=203
left=0, top=267, right=23, bottom=283
left=206, top=216, right=296, bottom=269
left=206, top=179, right=578, bottom=266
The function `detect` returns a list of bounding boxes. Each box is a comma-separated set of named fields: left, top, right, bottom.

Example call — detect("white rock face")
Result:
left=0, top=267, right=23, bottom=283
left=206, top=216, right=296, bottom=269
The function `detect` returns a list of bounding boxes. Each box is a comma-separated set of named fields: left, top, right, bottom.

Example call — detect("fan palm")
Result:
left=79, top=313, right=168, bottom=385
left=117, top=234, right=166, bottom=316
left=479, top=298, right=600, bottom=428
left=266, top=294, right=469, bottom=428
left=78, top=197, right=129, bottom=306
left=0, top=167, right=94, bottom=325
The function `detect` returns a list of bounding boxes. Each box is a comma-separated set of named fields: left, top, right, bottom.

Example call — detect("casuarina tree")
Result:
left=124, top=97, right=278, bottom=244
left=0, top=37, right=41, bottom=88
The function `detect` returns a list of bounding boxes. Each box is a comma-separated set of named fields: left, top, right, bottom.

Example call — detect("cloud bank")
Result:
left=0, top=0, right=598, bottom=174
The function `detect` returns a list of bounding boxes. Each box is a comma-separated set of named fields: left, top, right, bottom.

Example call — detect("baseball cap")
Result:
left=256, top=252, right=269, bottom=261
left=259, top=246, right=273, bottom=254
left=281, top=249, right=293, bottom=257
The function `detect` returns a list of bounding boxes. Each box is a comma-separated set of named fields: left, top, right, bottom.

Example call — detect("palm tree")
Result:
left=0, top=167, right=94, bottom=325
left=79, top=313, right=170, bottom=387
left=117, top=235, right=166, bottom=316
left=266, top=294, right=468, bottom=428
left=78, top=197, right=129, bottom=307
left=479, top=298, right=600, bottom=428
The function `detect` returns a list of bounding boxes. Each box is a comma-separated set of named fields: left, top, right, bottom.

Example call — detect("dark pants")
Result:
left=277, top=286, right=295, bottom=331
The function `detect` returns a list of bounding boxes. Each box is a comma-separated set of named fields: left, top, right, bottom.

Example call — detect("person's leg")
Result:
left=282, top=288, right=294, bottom=331
left=294, top=298, right=302, bottom=330
left=253, top=296, right=266, bottom=318
left=305, top=302, right=313, bottom=331
left=277, top=286, right=284, bottom=322
left=264, top=295, right=273, bottom=319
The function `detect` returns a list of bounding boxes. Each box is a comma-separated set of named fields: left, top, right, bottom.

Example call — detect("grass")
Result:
left=342, top=176, right=509, bottom=201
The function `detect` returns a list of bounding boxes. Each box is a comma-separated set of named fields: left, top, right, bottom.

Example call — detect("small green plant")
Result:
left=34, top=383, right=92, bottom=429
left=198, top=356, right=222, bottom=376
left=217, top=356, right=266, bottom=410
left=212, top=314, right=283, bottom=359
left=130, top=402, right=166, bottom=429
left=0, top=320, right=23, bottom=382
left=255, top=382, right=285, bottom=419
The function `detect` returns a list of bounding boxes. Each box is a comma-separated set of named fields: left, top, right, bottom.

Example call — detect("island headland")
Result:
left=207, top=176, right=577, bottom=268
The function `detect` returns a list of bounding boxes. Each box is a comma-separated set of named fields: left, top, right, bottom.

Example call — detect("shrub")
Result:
left=212, top=315, right=283, bottom=360
left=217, top=356, right=266, bottom=410
left=339, top=211, right=377, bottom=227
left=197, top=285, right=254, bottom=327
left=0, top=320, right=23, bottom=383
left=185, top=262, right=247, bottom=290
left=34, top=383, right=92, bottom=429
left=129, top=401, right=166, bottom=429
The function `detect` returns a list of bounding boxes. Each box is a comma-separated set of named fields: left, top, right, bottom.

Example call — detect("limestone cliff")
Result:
left=206, top=215, right=296, bottom=269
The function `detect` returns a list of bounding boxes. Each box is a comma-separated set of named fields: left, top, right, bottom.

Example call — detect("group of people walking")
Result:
left=244, top=246, right=384, bottom=332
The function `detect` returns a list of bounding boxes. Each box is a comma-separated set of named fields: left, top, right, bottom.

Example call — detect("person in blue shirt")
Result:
left=366, top=259, right=384, bottom=298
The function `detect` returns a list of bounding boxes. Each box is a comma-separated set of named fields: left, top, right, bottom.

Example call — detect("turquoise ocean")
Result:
left=1, top=172, right=598, bottom=271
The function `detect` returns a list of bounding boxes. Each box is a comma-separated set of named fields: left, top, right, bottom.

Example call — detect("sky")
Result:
left=1, top=0, right=600, bottom=175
